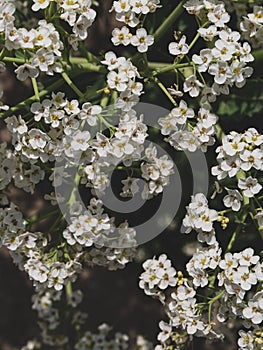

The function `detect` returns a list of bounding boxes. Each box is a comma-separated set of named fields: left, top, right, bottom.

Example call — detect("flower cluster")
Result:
left=0, top=203, right=25, bottom=250
left=6, top=16, right=63, bottom=79
left=110, top=0, right=160, bottom=52
left=139, top=254, right=223, bottom=349
left=140, top=247, right=262, bottom=349
left=182, top=193, right=218, bottom=245
left=0, top=1, right=262, bottom=349
left=212, top=128, right=263, bottom=180
left=111, top=26, right=154, bottom=53
left=102, top=51, right=143, bottom=96
left=32, top=0, right=97, bottom=49
left=218, top=248, right=261, bottom=301
left=237, top=328, right=263, bottom=350
left=178, top=0, right=254, bottom=102
left=141, top=144, right=174, bottom=199
left=139, top=254, right=177, bottom=296
left=75, top=324, right=129, bottom=350
left=159, top=102, right=218, bottom=153
left=186, top=243, right=221, bottom=287
left=240, top=5, right=263, bottom=49
left=32, top=287, right=87, bottom=346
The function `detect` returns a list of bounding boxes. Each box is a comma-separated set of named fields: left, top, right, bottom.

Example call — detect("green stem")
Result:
left=31, top=78, right=40, bottom=101
left=0, top=47, right=7, bottom=61
left=151, top=62, right=194, bottom=76
left=26, top=208, right=59, bottom=225
left=154, top=1, right=186, bottom=43
left=61, top=71, right=84, bottom=98
left=0, top=76, right=66, bottom=118
left=66, top=281, right=73, bottom=301
left=69, top=57, right=106, bottom=73
left=2, top=56, right=105, bottom=72
left=153, top=77, right=177, bottom=106
left=68, top=170, right=81, bottom=207
left=225, top=211, right=249, bottom=253
left=2, top=56, right=26, bottom=64
left=208, top=290, right=224, bottom=323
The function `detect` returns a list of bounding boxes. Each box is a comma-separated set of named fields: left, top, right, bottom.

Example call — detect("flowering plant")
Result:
left=0, top=0, right=263, bottom=349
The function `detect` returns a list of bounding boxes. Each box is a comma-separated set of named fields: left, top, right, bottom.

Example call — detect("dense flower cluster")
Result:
left=158, top=102, right=218, bottom=153
left=212, top=128, right=263, bottom=180
left=240, top=5, right=263, bottom=49
left=182, top=193, right=218, bottom=245
left=0, top=1, right=262, bottom=349
left=180, top=0, right=255, bottom=103
left=140, top=246, right=263, bottom=350
left=31, top=0, right=97, bottom=49
left=110, top=0, right=161, bottom=53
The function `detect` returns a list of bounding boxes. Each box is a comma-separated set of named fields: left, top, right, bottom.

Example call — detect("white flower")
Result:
left=111, top=137, right=134, bottom=157
left=212, top=39, right=236, bottom=61
left=32, top=48, right=55, bottom=72
left=232, top=266, right=257, bottom=291
left=28, top=129, right=48, bottom=149
left=243, top=300, right=263, bottom=324
left=32, top=0, right=50, bottom=12
left=112, top=0, right=131, bottom=13
left=157, top=321, right=172, bottom=343
left=64, top=99, right=80, bottom=115
left=183, top=75, right=204, bottom=97
left=130, top=28, right=154, bottom=53
left=208, top=61, right=232, bottom=85
left=223, top=188, right=243, bottom=211
left=101, top=51, right=125, bottom=71
left=184, top=0, right=204, bottom=15
left=192, top=49, right=212, bottom=72
left=158, top=114, right=178, bottom=135
left=195, top=208, right=218, bottom=232
left=73, top=15, right=92, bottom=41
left=219, top=29, right=240, bottom=43
left=130, top=0, right=150, bottom=15
left=107, top=71, right=128, bottom=91
left=170, top=100, right=194, bottom=124
left=71, top=130, right=91, bottom=152
left=237, top=248, right=259, bottom=266
left=240, top=149, right=262, bottom=171
left=186, top=318, right=205, bottom=335
left=198, top=25, right=218, bottom=41
left=238, top=176, right=262, bottom=198
left=14, top=64, right=39, bottom=81
left=168, top=35, right=189, bottom=56
left=237, top=330, right=254, bottom=349
left=230, top=61, right=253, bottom=88
left=240, top=42, right=254, bottom=63
left=156, top=266, right=177, bottom=290
left=120, top=177, right=140, bottom=197
left=207, top=5, right=230, bottom=27
left=111, top=26, right=131, bottom=46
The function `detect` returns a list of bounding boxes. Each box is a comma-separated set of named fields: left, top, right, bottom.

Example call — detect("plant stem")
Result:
left=0, top=77, right=66, bottom=118
left=154, top=1, right=186, bottom=43
left=61, top=71, right=84, bottom=98
left=2, top=57, right=26, bottom=64
left=208, top=290, right=224, bottom=323
left=69, top=57, right=106, bottom=73
left=151, top=62, right=194, bottom=76
left=0, top=47, right=7, bottom=61
left=225, top=211, right=249, bottom=253
left=31, top=78, right=40, bottom=102
left=153, top=77, right=177, bottom=106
